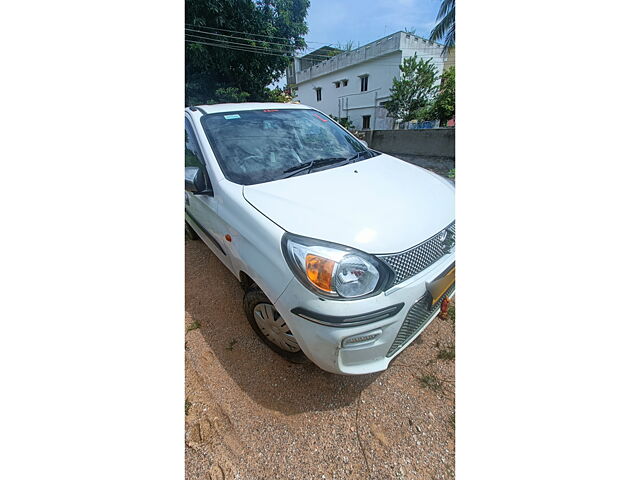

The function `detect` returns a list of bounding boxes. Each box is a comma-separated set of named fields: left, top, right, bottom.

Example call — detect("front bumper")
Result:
left=274, top=251, right=455, bottom=375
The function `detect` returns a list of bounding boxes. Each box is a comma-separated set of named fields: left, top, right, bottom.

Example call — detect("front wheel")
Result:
left=185, top=220, right=200, bottom=241
left=243, top=285, right=305, bottom=361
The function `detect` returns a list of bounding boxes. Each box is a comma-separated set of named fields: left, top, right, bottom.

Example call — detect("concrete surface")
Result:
left=364, top=129, right=455, bottom=177
left=364, top=129, right=455, bottom=159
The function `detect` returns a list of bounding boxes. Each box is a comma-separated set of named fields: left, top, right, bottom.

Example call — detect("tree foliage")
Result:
left=423, top=66, right=455, bottom=125
left=264, top=87, right=293, bottom=103
left=429, top=0, right=455, bottom=51
left=211, top=87, right=250, bottom=104
left=385, top=55, right=439, bottom=122
left=185, top=0, right=310, bottom=105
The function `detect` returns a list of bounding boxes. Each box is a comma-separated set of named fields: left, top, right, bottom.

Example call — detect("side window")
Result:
left=185, top=118, right=211, bottom=190
left=185, top=119, right=204, bottom=168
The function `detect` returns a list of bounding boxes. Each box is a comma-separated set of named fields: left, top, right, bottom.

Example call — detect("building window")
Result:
left=315, top=88, right=322, bottom=101
left=334, top=81, right=340, bottom=88
left=342, top=79, right=348, bottom=87
left=360, top=75, right=369, bottom=92
left=362, top=115, right=371, bottom=129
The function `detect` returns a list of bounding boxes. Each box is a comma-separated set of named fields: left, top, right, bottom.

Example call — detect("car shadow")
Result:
left=185, top=239, right=379, bottom=416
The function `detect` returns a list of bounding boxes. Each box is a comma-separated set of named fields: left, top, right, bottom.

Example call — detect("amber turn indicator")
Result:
left=305, top=254, right=335, bottom=292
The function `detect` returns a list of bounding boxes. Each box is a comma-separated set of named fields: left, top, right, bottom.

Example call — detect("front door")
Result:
left=184, top=117, right=233, bottom=271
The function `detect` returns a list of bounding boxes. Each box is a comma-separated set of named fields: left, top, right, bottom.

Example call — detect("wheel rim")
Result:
left=253, top=303, right=300, bottom=352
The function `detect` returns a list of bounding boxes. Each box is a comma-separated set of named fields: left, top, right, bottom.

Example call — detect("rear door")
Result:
left=184, top=117, right=233, bottom=271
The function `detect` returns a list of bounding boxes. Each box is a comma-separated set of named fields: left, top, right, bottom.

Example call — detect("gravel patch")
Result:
left=185, top=239, right=455, bottom=480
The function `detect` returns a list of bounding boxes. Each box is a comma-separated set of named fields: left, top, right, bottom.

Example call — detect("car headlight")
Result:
left=281, top=233, right=394, bottom=299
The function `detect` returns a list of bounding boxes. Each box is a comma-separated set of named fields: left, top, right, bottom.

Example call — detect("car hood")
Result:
left=242, top=153, right=454, bottom=254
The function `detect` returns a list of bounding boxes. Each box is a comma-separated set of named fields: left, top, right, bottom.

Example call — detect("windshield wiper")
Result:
left=282, top=157, right=348, bottom=178
left=346, top=149, right=372, bottom=163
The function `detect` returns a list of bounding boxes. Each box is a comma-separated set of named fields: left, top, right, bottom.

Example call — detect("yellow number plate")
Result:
left=429, top=266, right=455, bottom=305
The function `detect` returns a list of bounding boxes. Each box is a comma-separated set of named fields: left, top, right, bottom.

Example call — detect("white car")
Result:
left=185, top=103, right=455, bottom=375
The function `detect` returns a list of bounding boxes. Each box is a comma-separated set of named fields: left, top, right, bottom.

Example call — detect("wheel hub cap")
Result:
left=253, top=303, right=300, bottom=352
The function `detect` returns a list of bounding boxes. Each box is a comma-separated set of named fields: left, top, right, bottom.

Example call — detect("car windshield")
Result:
left=200, top=108, right=371, bottom=185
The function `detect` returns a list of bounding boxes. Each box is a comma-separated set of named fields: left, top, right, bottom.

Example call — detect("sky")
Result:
left=304, top=0, right=441, bottom=51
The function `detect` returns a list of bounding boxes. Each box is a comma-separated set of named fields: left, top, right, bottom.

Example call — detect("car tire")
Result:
left=185, top=220, right=200, bottom=241
left=243, top=284, right=306, bottom=362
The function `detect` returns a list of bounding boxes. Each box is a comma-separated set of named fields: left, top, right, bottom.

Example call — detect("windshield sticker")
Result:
left=313, top=114, right=328, bottom=122
left=224, top=114, right=241, bottom=120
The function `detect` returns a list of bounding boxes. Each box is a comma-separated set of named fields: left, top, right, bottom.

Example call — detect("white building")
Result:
left=288, top=31, right=451, bottom=130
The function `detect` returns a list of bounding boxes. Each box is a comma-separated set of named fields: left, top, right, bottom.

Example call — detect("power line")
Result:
left=185, top=28, right=302, bottom=50
left=185, top=36, right=324, bottom=61
left=185, top=34, right=335, bottom=61
left=185, top=23, right=333, bottom=45
left=185, top=33, right=296, bottom=52
left=184, top=28, right=338, bottom=60
left=186, top=39, right=298, bottom=58
left=184, top=29, right=335, bottom=59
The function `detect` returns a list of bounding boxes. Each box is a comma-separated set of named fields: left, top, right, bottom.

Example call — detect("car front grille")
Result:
left=379, top=222, right=455, bottom=286
left=386, top=283, right=455, bottom=358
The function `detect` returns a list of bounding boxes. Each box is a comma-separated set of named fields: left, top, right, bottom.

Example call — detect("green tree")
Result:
left=210, top=87, right=250, bottom=104
left=429, top=0, right=455, bottom=51
left=433, top=66, right=455, bottom=125
left=264, top=87, right=292, bottom=103
left=385, top=55, right=439, bottom=123
left=185, top=0, right=310, bottom=105
left=417, top=66, right=455, bottom=125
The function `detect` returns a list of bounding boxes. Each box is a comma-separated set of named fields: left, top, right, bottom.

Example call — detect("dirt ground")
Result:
left=185, top=238, right=455, bottom=480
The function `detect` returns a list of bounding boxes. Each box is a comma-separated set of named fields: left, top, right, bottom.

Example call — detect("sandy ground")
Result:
left=185, top=238, right=455, bottom=480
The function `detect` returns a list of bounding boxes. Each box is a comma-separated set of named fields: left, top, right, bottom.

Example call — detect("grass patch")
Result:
left=186, top=321, right=201, bottom=332
left=185, top=399, right=192, bottom=416
left=437, top=344, right=455, bottom=361
left=418, top=374, right=442, bottom=391
left=226, top=339, right=238, bottom=351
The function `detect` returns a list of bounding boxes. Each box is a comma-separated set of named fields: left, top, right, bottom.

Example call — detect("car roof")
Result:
left=188, top=102, right=312, bottom=114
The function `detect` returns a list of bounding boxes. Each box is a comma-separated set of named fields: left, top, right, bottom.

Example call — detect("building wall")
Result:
left=363, top=128, right=455, bottom=158
left=297, top=51, right=402, bottom=130
left=294, top=32, right=448, bottom=130
left=443, top=47, right=455, bottom=71
left=295, top=34, right=401, bottom=84
left=361, top=128, right=455, bottom=176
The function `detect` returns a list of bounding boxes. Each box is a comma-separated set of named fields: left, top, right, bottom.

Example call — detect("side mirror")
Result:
left=185, top=166, right=206, bottom=193
left=360, top=140, right=368, bottom=148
